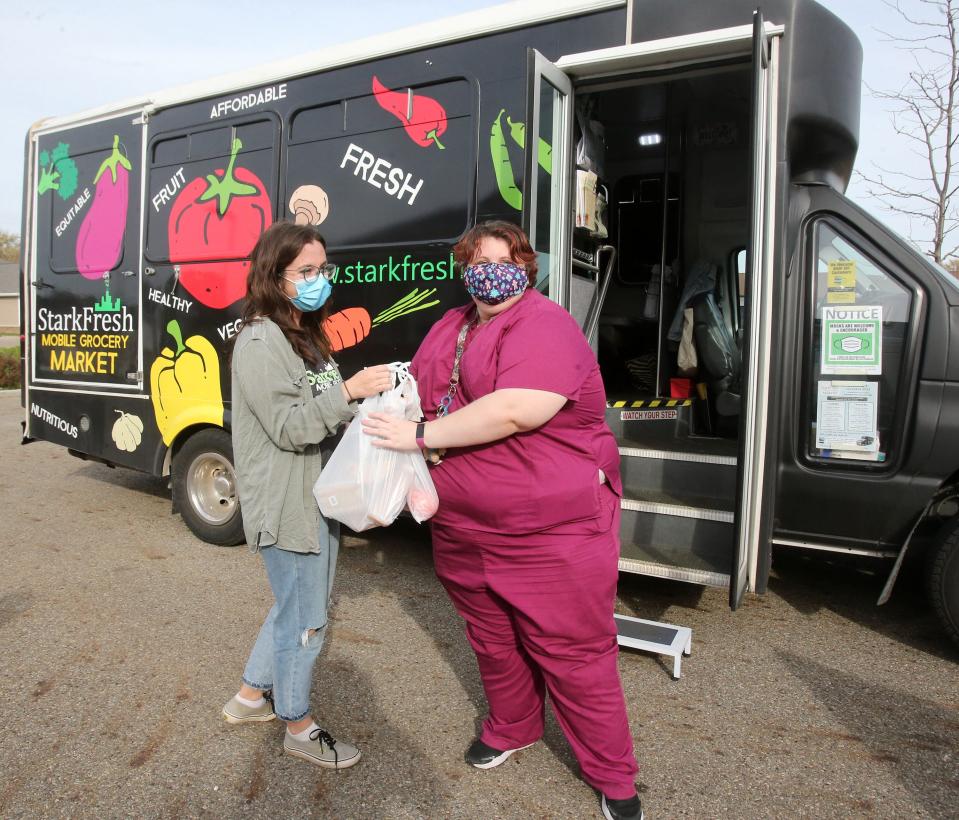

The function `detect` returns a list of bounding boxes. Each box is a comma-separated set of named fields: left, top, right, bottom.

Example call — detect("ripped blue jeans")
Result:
left=241, top=531, right=339, bottom=722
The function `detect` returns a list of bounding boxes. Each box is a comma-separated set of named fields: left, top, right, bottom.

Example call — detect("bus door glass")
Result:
left=31, top=113, right=145, bottom=390
left=523, top=49, right=574, bottom=306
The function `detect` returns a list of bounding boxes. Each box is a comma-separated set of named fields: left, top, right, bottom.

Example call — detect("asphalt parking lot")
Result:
left=0, top=389, right=957, bottom=819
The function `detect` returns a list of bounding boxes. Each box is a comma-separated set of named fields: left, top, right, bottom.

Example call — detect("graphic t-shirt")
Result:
left=306, top=359, right=343, bottom=398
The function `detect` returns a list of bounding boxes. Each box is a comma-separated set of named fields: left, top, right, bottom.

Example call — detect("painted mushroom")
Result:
left=288, top=184, right=330, bottom=225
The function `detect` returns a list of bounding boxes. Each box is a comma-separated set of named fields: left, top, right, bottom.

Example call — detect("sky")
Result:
left=0, top=0, right=933, bottom=252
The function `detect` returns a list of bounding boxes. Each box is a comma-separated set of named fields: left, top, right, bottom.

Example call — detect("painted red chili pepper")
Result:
left=372, top=76, right=447, bottom=150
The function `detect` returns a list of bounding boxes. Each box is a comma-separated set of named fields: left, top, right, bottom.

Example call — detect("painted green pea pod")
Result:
left=505, top=113, right=553, bottom=174
left=490, top=109, right=523, bottom=211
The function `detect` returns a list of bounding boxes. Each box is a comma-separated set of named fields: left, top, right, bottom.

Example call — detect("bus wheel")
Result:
left=172, top=428, right=245, bottom=546
left=927, top=517, right=959, bottom=648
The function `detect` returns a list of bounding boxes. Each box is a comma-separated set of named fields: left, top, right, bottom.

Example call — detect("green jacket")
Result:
left=231, top=317, right=355, bottom=553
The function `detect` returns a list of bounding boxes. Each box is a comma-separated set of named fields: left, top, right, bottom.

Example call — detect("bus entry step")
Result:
left=614, top=614, right=692, bottom=680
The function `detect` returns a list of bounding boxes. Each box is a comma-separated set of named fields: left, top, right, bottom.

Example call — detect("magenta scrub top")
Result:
left=411, top=288, right=621, bottom=536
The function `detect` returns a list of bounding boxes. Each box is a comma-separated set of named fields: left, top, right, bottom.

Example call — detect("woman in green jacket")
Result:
left=222, top=221, right=391, bottom=769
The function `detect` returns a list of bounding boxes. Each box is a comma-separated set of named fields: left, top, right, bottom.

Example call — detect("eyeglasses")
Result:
left=283, top=263, right=338, bottom=283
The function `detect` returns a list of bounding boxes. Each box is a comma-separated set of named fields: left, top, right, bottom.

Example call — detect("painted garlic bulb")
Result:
left=112, top=411, right=144, bottom=452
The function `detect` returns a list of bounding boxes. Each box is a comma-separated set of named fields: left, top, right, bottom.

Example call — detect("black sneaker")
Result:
left=601, top=793, right=643, bottom=820
left=465, top=737, right=536, bottom=769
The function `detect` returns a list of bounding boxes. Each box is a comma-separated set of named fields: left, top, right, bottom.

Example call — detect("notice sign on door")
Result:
left=821, top=305, right=882, bottom=375
left=826, top=259, right=856, bottom=304
left=815, top=380, right=879, bottom=454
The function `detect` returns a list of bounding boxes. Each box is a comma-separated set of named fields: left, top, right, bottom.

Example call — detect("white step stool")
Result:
left=614, top=614, right=692, bottom=680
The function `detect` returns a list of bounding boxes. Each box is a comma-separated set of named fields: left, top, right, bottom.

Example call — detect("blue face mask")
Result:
left=288, top=276, right=332, bottom=312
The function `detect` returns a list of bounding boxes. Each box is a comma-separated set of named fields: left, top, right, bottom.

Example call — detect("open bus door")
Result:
left=524, top=18, right=780, bottom=608
left=730, top=11, right=778, bottom=609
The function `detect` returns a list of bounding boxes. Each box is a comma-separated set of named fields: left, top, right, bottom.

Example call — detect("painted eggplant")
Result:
left=75, top=135, right=132, bottom=280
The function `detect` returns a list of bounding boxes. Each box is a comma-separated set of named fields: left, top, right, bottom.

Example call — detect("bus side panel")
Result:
left=774, top=188, right=955, bottom=551
left=25, top=391, right=156, bottom=469
left=925, top=381, right=959, bottom=480
left=136, top=9, right=623, bottom=430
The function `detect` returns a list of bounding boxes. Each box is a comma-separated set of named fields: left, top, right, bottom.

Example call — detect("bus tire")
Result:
left=927, top=517, right=959, bottom=648
left=172, top=428, right=245, bottom=546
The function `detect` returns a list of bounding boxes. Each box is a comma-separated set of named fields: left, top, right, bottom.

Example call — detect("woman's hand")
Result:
left=361, top=413, right=419, bottom=451
left=342, top=365, right=393, bottom=401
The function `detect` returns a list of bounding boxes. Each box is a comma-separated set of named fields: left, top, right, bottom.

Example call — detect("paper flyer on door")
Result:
left=815, top=380, right=880, bottom=454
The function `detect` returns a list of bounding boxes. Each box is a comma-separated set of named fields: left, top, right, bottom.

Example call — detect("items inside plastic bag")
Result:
left=575, top=97, right=606, bottom=178
left=313, top=362, right=439, bottom=532
left=576, top=170, right=598, bottom=233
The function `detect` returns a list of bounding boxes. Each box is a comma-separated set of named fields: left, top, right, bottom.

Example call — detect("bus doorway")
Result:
left=527, top=20, right=779, bottom=601
left=585, top=65, right=752, bottom=437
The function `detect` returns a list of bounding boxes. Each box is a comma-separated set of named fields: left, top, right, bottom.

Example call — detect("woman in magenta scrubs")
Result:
left=363, top=221, right=641, bottom=820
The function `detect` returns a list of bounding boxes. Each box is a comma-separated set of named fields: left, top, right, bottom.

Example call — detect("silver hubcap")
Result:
left=187, top=452, right=238, bottom=526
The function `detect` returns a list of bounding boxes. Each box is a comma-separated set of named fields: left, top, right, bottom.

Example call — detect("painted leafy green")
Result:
left=38, top=141, right=79, bottom=200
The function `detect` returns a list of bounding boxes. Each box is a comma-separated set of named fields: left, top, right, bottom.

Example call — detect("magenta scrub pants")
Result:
left=431, top=485, right=638, bottom=799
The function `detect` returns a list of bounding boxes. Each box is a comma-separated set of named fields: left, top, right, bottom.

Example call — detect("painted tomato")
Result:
left=168, top=137, right=272, bottom=309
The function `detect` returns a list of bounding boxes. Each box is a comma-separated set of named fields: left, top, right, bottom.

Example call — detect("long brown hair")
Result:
left=240, top=221, right=332, bottom=361
left=452, top=220, right=538, bottom=285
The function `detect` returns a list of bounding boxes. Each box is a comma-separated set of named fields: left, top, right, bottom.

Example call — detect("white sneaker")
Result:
left=222, top=692, right=275, bottom=724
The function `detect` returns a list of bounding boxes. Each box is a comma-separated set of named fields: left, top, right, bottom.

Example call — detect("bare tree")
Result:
left=858, top=0, right=959, bottom=265
left=0, top=231, right=18, bottom=263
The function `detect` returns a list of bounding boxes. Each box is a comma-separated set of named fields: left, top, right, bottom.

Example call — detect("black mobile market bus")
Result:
left=18, top=0, right=959, bottom=646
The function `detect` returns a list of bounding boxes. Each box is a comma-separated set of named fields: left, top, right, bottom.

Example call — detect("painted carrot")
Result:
left=372, top=76, right=447, bottom=149
left=323, top=307, right=372, bottom=352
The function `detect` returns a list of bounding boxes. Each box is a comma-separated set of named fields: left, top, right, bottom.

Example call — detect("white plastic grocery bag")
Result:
left=313, top=362, right=439, bottom=531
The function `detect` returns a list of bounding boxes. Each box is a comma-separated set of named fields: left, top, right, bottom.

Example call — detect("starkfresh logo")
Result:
left=37, top=305, right=134, bottom=333
left=306, top=363, right=342, bottom=395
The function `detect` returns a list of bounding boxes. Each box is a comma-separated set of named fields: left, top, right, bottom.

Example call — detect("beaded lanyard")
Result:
left=426, top=316, right=476, bottom=464
left=436, top=318, right=475, bottom=417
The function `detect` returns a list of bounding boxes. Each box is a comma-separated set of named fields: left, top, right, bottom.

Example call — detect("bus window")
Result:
left=47, top=140, right=129, bottom=275
left=802, top=219, right=916, bottom=466
left=145, top=118, right=278, bottom=264
left=286, top=78, right=473, bottom=248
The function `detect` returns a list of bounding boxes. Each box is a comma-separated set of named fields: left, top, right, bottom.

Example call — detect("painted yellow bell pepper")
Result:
left=150, top=319, right=223, bottom=445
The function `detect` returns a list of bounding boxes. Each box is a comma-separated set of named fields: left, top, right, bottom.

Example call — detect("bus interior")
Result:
left=576, top=63, right=751, bottom=445
left=567, top=62, right=754, bottom=583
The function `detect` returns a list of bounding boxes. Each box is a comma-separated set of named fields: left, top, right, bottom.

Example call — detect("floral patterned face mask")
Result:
left=462, top=261, right=529, bottom=305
